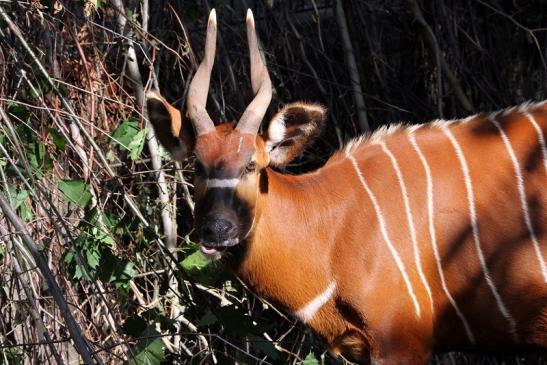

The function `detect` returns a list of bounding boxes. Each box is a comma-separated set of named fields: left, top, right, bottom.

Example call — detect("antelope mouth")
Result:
left=199, top=238, right=240, bottom=260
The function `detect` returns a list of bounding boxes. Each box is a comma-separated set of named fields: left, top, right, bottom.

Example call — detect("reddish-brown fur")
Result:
left=232, top=106, right=547, bottom=363
left=147, top=99, right=546, bottom=364
left=145, top=9, right=546, bottom=364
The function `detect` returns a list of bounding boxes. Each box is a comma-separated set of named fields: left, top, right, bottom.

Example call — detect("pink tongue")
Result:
left=200, top=245, right=218, bottom=255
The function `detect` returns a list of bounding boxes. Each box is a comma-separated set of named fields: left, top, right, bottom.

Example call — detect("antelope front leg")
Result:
left=371, top=348, right=431, bottom=365
left=370, top=338, right=431, bottom=365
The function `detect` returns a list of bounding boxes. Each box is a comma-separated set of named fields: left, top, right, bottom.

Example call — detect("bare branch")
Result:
left=335, top=1, right=370, bottom=132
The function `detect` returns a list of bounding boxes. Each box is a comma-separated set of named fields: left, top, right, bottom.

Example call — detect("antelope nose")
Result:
left=201, top=218, right=237, bottom=244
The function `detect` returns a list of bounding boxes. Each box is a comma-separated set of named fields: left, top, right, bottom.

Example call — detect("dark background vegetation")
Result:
left=0, top=0, right=546, bottom=364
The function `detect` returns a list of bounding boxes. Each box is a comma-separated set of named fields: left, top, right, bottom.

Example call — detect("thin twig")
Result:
left=0, top=222, right=66, bottom=365
left=0, top=196, right=100, bottom=365
left=409, top=0, right=474, bottom=114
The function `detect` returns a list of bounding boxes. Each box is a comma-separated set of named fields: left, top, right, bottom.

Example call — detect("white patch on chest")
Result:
left=294, top=281, right=337, bottom=323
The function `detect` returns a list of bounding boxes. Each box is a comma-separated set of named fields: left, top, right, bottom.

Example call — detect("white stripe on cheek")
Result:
left=206, top=178, right=239, bottom=189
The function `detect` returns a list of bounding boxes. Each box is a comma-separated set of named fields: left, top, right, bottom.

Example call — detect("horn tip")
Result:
left=246, top=9, right=254, bottom=26
left=146, top=90, right=162, bottom=101
left=209, top=8, right=217, bottom=26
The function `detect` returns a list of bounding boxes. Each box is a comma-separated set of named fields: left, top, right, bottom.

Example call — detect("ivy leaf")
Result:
left=302, top=352, right=319, bottom=365
left=7, top=102, right=30, bottom=120
left=86, top=249, right=100, bottom=269
left=127, top=327, right=165, bottom=365
left=19, top=199, right=33, bottom=221
left=180, top=249, right=230, bottom=285
left=248, top=334, right=280, bottom=360
left=48, top=128, right=67, bottom=151
left=6, top=188, right=33, bottom=221
left=74, top=264, right=84, bottom=280
left=58, top=180, right=92, bottom=208
left=112, top=119, right=147, bottom=161
left=112, top=119, right=139, bottom=150
left=181, top=251, right=210, bottom=273
left=9, top=188, right=29, bottom=210
left=122, top=315, right=148, bottom=337
left=128, top=128, right=147, bottom=161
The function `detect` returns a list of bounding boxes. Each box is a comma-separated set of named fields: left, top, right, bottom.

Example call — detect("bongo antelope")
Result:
left=145, top=9, right=547, bottom=364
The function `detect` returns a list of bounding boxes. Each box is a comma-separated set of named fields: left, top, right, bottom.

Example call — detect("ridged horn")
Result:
left=186, top=9, right=217, bottom=135
left=236, top=9, right=273, bottom=134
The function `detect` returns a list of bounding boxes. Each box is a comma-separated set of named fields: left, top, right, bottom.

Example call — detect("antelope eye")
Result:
left=245, top=161, right=257, bottom=174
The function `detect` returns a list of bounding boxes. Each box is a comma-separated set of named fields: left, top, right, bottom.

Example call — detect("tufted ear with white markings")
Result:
left=263, top=102, right=327, bottom=167
left=146, top=91, right=195, bottom=161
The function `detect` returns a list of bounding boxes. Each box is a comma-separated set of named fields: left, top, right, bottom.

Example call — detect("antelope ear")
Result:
left=146, top=91, right=195, bottom=161
left=264, top=102, right=326, bottom=167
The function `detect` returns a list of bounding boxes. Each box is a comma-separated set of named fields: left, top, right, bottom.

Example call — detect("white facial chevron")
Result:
left=206, top=178, right=239, bottom=189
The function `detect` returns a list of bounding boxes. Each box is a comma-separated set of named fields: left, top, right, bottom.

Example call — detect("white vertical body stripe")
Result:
left=442, top=125, right=518, bottom=340
left=489, top=116, right=547, bottom=283
left=206, top=178, right=239, bottom=189
left=346, top=151, right=421, bottom=317
left=379, top=142, right=434, bottom=315
left=294, top=281, right=337, bottom=323
left=408, top=131, right=475, bottom=343
left=525, top=111, right=547, bottom=174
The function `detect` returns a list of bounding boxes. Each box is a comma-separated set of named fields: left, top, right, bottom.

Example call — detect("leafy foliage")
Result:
left=127, top=327, right=166, bottom=365
left=58, top=180, right=92, bottom=208
left=303, top=352, right=320, bottom=365
left=112, top=119, right=147, bottom=161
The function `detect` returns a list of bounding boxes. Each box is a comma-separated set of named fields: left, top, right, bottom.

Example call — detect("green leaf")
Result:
left=20, top=200, right=33, bottom=221
left=127, top=327, right=165, bottom=365
left=112, top=119, right=147, bottom=161
left=86, top=249, right=100, bottom=269
left=0, top=346, right=23, bottom=365
left=248, top=334, right=280, bottom=360
left=7, top=102, right=30, bottom=121
left=158, top=145, right=170, bottom=159
left=48, top=128, right=67, bottom=151
left=122, top=316, right=148, bottom=337
left=128, top=128, right=147, bottom=161
left=58, top=180, right=92, bottom=208
left=181, top=251, right=210, bottom=273
left=74, top=264, right=84, bottom=280
left=112, top=119, right=139, bottom=150
left=6, top=188, right=33, bottom=221
left=216, top=304, right=254, bottom=336
left=9, top=188, right=29, bottom=210
left=63, top=249, right=74, bottom=265
left=97, top=251, right=135, bottom=290
left=57, top=84, right=69, bottom=97
left=302, top=352, right=319, bottom=365
left=179, top=248, right=231, bottom=285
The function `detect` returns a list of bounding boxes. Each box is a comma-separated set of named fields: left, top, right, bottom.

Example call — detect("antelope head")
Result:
left=146, top=9, right=326, bottom=260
